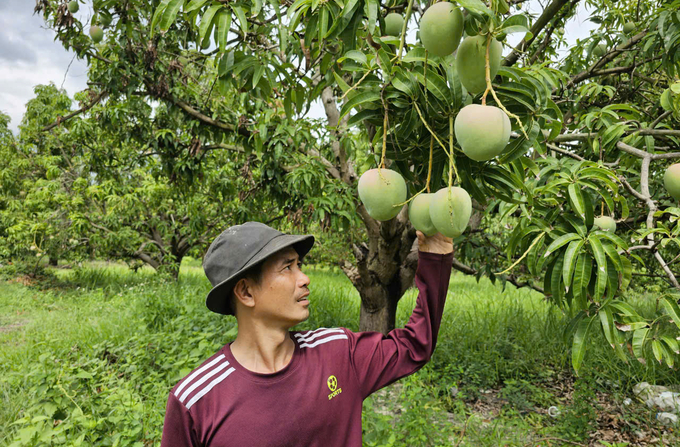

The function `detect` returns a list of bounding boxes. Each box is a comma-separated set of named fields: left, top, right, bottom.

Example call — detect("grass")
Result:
left=1, top=258, right=677, bottom=446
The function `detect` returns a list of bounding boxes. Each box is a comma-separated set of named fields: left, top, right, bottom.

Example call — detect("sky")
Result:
left=0, top=1, right=596, bottom=134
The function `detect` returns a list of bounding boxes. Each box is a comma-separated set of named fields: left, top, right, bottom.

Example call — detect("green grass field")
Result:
left=1, top=260, right=677, bottom=446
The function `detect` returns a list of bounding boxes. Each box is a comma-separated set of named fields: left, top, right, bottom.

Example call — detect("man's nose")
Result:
left=298, top=271, right=310, bottom=288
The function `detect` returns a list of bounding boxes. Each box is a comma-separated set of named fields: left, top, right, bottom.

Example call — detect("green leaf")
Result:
left=572, top=316, right=595, bottom=374
left=591, top=227, right=628, bottom=248
left=497, top=120, right=539, bottom=164
left=392, top=70, right=417, bottom=97
left=365, top=0, right=378, bottom=34
left=232, top=6, right=248, bottom=34
left=578, top=167, right=619, bottom=193
left=660, top=335, right=680, bottom=355
left=652, top=340, right=664, bottom=365
left=602, top=241, right=623, bottom=272
left=632, top=328, right=650, bottom=362
left=527, top=233, right=545, bottom=276
left=252, top=0, right=263, bottom=16
left=377, top=48, right=392, bottom=74
left=568, top=183, right=586, bottom=220
left=544, top=233, right=581, bottom=258
left=333, top=71, right=354, bottom=95
left=671, top=82, right=680, bottom=94
left=598, top=306, right=616, bottom=349
left=573, top=254, right=592, bottom=309
left=500, top=14, right=530, bottom=32
left=617, top=193, right=629, bottom=220
left=413, top=70, right=450, bottom=104
left=216, top=9, right=232, bottom=52
left=341, top=0, right=361, bottom=18
left=563, top=310, right=586, bottom=344
left=252, top=64, right=264, bottom=88
left=609, top=300, right=640, bottom=318
left=620, top=255, right=632, bottom=291
left=199, top=4, right=222, bottom=42
left=457, top=0, right=494, bottom=16
left=660, top=343, right=675, bottom=368
left=318, top=6, right=329, bottom=42
left=160, top=0, right=184, bottom=31
left=150, top=0, right=172, bottom=37
left=660, top=89, right=673, bottom=111
left=347, top=108, right=381, bottom=126
left=402, top=47, right=439, bottom=66
left=338, top=50, right=367, bottom=65
left=589, top=235, right=607, bottom=301
left=551, top=251, right=566, bottom=307
left=563, top=239, right=585, bottom=291
left=661, top=295, right=680, bottom=330
left=339, top=91, right=381, bottom=120
left=186, top=0, right=209, bottom=12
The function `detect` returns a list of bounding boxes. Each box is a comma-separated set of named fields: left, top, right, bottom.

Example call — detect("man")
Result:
left=160, top=221, right=453, bottom=446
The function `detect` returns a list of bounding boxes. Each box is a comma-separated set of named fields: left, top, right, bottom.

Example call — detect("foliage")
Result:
left=2, top=264, right=678, bottom=445
left=22, top=0, right=680, bottom=370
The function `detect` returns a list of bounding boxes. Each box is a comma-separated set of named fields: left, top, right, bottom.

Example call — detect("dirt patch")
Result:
left=7, top=275, right=37, bottom=287
left=368, top=378, right=679, bottom=447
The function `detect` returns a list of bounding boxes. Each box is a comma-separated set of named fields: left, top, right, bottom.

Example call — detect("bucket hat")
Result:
left=203, top=222, right=315, bottom=315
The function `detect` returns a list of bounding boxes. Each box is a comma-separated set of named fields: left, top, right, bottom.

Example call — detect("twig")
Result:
left=547, top=143, right=585, bottom=161
left=452, top=413, right=471, bottom=447
left=42, top=91, right=107, bottom=131
left=496, top=232, right=546, bottom=275
left=340, top=69, right=374, bottom=101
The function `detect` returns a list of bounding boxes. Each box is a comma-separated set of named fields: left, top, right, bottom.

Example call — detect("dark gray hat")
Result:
left=203, top=222, right=315, bottom=315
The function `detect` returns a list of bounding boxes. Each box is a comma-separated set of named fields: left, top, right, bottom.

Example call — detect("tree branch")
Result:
left=502, top=0, right=574, bottom=67
left=565, top=31, right=648, bottom=88
left=547, top=143, right=585, bottom=161
left=451, top=258, right=544, bottom=294
left=528, top=0, right=578, bottom=65
left=42, top=91, right=107, bottom=131
left=168, top=97, right=250, bottom=137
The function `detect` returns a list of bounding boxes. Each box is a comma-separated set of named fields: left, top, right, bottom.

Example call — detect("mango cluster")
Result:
left=360, top=3, right=516, bottom=235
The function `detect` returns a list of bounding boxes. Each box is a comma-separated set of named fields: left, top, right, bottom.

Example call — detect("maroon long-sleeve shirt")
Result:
left=160, top=250, right=453, bottom=446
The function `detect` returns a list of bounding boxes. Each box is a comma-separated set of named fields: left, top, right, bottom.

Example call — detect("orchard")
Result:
left=5, top=0, right=680, bottom=374
left=4, top=0, right=680, bottom=444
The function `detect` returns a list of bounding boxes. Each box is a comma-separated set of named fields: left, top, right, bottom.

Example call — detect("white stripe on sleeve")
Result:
left=179, top=360, right=231, bottom=403
left=298, top=334, right=348, bottom=349
left=186, top=367, right=236, bottom=410
left=174, top=354, right=226, bottom=398
left=295, top=328, right=344, bottom=342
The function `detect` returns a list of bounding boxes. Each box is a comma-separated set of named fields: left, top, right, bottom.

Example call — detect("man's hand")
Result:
left=417, top=231, right=454, bottom=255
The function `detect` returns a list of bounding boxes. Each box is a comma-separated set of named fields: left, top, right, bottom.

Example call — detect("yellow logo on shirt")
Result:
left=327, top=375, right=342, bottom=400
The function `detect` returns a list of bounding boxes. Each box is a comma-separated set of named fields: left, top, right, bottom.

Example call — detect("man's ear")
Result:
left=233, top=277, right=256, bottom=311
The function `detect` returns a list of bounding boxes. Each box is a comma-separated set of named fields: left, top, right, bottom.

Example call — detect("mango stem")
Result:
left=392, top=136, right=434, bottom=208
left=393, top=0, right=416, bottom=62
left=414, top=102, right=452, bottom=159
left=480, top=33, right=530, bottom=140
left=495, top=232, right=546, bottom=275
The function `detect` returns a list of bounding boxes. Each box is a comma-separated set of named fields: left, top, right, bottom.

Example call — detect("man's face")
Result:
left=249, top=247, right=311, bottom=327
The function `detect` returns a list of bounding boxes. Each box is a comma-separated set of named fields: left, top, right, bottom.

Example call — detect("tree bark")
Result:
left=341, top=207, right=419, bottom=335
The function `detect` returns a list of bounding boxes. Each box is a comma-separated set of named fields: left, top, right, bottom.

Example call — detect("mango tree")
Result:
left=36, top=0, right=680, bottom=371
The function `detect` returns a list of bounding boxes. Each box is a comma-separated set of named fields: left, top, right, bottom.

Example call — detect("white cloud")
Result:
left=0, top=0, right=598, bottom=132
left=0, top=0, right=89, bottom=133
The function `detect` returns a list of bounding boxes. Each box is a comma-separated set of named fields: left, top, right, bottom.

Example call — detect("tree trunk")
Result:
left=341, top=206, right=419, bottom=335
left=358, top=283, right=400, bottom=333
